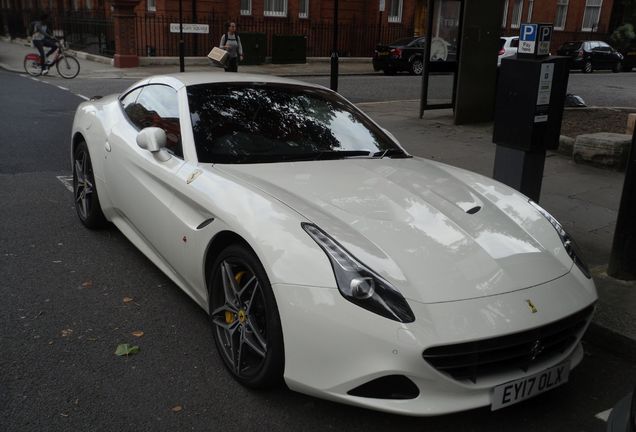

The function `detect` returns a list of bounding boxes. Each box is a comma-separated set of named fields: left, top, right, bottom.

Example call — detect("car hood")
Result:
left=214, top=158, right=571, bottom=304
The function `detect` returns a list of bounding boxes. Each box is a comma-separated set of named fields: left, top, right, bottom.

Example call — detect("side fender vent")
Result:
left=466, top=206, right=481, bottom=215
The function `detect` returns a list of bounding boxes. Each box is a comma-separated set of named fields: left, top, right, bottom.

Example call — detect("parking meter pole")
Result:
left=178, top=0, right=185, bottom=72
left=330, top=0, right=339, bottom=92
left=608, top=129, right=636, bottom=280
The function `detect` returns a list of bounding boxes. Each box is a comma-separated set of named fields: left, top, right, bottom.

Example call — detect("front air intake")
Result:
left=347, top=375, right=419, bottom=400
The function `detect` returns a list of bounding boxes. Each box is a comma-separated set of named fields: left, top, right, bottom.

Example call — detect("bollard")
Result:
left=608, top=128, right=636, bottom=280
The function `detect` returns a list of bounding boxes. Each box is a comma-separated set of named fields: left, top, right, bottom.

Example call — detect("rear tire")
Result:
left=23, top=56, right=42, bottom=76
left=73, top=140, right=107, bottom=229
left=56, top=55, right=80, bottom=79
left=410, top=57, right=424, bottom=75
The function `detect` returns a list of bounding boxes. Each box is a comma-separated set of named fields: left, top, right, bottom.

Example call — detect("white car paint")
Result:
left=71, top=72, right=597, bottom=415
left=499, top=36, right=519, bottom=66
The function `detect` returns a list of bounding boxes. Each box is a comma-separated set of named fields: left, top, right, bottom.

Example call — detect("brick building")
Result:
left=501, top=0, right=616, bottom=48
left=1, top=0, right=628, bottom=61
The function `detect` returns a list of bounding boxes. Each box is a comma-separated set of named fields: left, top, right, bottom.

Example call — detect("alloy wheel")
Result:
left=211, top=259, right=269, bottom=379
left=411, top=59, right=424, bottom=75
left=73, top=147, right=95, bottom=221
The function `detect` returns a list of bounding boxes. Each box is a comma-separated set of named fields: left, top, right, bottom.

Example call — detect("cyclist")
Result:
left=31, top=13, right=57, bottom=75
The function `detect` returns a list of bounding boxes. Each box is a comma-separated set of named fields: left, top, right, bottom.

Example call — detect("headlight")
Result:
left=528, top=200, right=591, bottom=279
left=302, top=223, right=415, bottom=323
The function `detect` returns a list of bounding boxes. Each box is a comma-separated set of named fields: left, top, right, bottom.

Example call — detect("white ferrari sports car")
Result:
left=71, top=73, right=597, bottom=416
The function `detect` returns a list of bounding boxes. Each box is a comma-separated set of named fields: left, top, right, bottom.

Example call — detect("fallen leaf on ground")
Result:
left=114, top=343, right=140, bottom=356
left=123, top=297, right=133, bottom=304
left=61, top=329, right=73, bottom=337
left=171, top=405, right=183, bottom=413
left=131, top=331, right=144, bottom=337
left=81, top=280, right=93, bottom=288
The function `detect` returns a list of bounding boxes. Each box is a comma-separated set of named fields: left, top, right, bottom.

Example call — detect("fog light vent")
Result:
left=347, top=375, right=419, bottom=400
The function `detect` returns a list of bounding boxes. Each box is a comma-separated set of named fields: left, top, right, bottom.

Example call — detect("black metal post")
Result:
left=179, top=0, right=185, bottom=72
left=330, top=0, right=339, bottom=92
left=608, top=128, right=636, bottom=280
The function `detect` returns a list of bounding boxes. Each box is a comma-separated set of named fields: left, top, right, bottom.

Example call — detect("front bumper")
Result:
left=272, top=268, right=596, bottom=416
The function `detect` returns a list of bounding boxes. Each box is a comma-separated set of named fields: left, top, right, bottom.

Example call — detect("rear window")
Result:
left=510, top=38, right=519, bottom=48
left=561, top=41, right=582, bottom=50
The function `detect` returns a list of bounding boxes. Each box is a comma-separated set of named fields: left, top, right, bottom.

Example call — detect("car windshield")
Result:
left=187, top=83, right=408, bottom=164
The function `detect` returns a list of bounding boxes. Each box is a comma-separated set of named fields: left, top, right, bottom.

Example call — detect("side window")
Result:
left=120, top=87, right=143, bottom=117
left=125, top=85, right=183, bottom=158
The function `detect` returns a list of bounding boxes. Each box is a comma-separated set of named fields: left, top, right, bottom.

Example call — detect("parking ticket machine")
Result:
left=492, top=23, right=569, bottom=202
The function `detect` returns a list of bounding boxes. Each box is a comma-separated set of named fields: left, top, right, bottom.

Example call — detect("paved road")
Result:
left=22, top=65, right=636, bottom=107
left=1, top=69, right=635, bottom=431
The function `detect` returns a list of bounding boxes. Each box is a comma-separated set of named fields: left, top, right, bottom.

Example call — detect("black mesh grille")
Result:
left=422, top=305, right=594, bottom=383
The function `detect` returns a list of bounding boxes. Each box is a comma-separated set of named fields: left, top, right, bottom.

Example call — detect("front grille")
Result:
left=422, top=305, right=594, bottom=383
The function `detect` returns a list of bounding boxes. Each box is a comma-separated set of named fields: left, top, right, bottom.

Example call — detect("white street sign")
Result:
left=170, top=23, right=209, bottom=34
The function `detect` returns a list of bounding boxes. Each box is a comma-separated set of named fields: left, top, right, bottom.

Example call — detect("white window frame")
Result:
left=264, top=0, right=288, bottom=17
left=511, top=0, right=523, bottom=28
left=388, top=0, right=403, bottom=23
left=299, top=0, right=309, bottom=18
left=527, top=0, right=534, bottom=22
left=147, top=0, right=156, bottom=12
left=502, top=0, right=509, bottom=28
left=554, top=0, right=568, bottom=30
left=581, top=0, right=603, bottom=32
left=240, top=0, right=252, bottom=16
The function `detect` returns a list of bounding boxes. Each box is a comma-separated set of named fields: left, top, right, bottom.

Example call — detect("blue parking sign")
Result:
left=519, top=24, right=538, bottom=54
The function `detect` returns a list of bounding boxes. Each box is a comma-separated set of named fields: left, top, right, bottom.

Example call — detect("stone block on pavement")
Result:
left=558, top=135, right=575, bottom=156
left=627, top=113, right=636, bottom=135
left=573, top=132, right=631, bottom=169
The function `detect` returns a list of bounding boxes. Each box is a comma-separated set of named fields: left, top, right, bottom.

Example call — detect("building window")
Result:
left=502, top=0, right=509, bottom=28
left=72, top=0, right=79, bottom=10
left=511, top=0, right=523, bottom=28
left=388, top=0, right=403, bottom=23
left=554, top=0, right=568, bottom=30
left=147, top=0, right=156, bottom=12
left=527, top=0, right=534, bottom=21
left=264, top=0, right=287, bottom=17
left=299, top=0, right=308, bottom=18
left=241, top=0, right=251, bottom=15
left=582, top=0, right=602, bottom=31
left=86, top=0, right=93, bottom=9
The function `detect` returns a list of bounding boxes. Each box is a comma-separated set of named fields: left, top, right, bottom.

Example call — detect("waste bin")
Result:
left=271, top=34, right=307, bottom=64
left=239, top=32, right=266, bottom=65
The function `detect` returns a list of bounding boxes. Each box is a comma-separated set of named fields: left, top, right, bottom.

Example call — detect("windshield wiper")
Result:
left=311, top=150, right=374, bottom=160
left=372, top=149, right=410, bottom=159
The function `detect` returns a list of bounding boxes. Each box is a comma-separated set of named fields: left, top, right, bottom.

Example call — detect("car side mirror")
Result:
left=136, top=127, right=171, bottom=162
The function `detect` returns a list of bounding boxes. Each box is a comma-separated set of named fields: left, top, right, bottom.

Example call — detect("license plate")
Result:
left=491, top=362, right=570, bottom=410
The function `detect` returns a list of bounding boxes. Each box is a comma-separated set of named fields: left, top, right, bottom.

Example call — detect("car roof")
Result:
left=122, top=72, right=327, bottom=94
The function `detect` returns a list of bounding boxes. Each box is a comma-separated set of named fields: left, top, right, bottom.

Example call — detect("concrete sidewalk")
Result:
left=1, top=37, right=634, bottom=356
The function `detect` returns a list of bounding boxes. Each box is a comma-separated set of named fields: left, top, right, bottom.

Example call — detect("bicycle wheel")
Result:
left=23, top=55, right=42, bottom=77
left=56, top=55, right=80, bottom=79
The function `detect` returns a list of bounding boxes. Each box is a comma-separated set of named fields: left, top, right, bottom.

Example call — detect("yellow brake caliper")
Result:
left=225, top=271, right=247, bottom=324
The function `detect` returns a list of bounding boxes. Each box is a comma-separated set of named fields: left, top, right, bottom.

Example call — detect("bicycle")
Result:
left=23, top=38, right=80, bottom=79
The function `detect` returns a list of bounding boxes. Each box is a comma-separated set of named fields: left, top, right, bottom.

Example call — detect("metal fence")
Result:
left=1, top=9, right=412, bottom=59
left=136, top=15, right=414, bottom=58
left=0, top=9, right=115, bottom=57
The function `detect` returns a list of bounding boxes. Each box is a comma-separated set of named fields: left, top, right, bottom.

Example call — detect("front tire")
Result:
left=582, top=60, right=593, bottom=73
left=612, top=62, right=622, bottom=73
left=73, top=140, right=106, bottom=229
left=209, top=244, right=284, bottom=389
left=56, top=55, right=80, bottom=79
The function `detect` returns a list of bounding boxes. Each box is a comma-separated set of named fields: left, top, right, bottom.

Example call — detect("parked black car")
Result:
left=557, top=40, right=624, bottom=73
left=372, top=36, right=457, bottom=75
left=373, top=36, right=427, bottom=75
